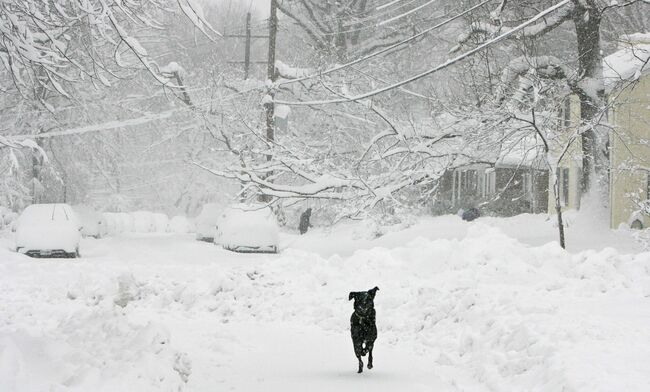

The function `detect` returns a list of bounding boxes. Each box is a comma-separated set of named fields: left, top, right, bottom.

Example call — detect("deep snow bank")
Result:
left=1, top=223, right=649, bottom=391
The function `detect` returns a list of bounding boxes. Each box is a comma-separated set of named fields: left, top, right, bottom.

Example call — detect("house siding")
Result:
left=434, top=166, right=548, bottom=216
left=609, top=75, right=650, bottom=229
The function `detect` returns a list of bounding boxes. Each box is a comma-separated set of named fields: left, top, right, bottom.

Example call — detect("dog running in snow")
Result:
left=349, top=286, right=379, bottom=373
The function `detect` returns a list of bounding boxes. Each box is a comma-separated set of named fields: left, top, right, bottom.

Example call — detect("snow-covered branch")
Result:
left=0, top=0, right=221, bottom=102
left=450, top=2, right=574, bottom=53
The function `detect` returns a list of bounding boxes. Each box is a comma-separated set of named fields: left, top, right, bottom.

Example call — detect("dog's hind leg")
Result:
left=356, top=354, right=364, bottom=373
left=366, top=342, right=374, bottom=370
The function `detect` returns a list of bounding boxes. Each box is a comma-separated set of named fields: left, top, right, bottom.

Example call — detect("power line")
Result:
left=316, top=3, right=444, bottom=37
left=0, top=85, right=216, bottom=119
left=292, top=0, right=423, bottom=28
left=378, top=0, right=438, bottom=26
left=5, top=85, right=265, bottom=140
left=376, top=0, right=409, bottom=11
left=275, top=0, right=571, bottom=106
left=277, top=0, right=492, bottom=87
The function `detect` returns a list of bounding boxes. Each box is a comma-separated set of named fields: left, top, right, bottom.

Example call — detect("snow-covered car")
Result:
left=152, top=213, right=169, bottom=233
left=131, top=211, right=155, bottom=233
left=168, top=215, right=192, bottom=233
left=14, top=203, right=82, bottom=258
left=116, top=212, right=134, bottom=233
left=72, top=205, right=106, bottom=238
left=215, top=205, right=279, bottom=253
left=102, top=212, right=121, bottom=235
left=195, top=203, right=222, bottom=242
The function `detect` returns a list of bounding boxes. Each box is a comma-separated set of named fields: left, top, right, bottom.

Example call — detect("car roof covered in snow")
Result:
left=20, top=203, right=76, bottom=223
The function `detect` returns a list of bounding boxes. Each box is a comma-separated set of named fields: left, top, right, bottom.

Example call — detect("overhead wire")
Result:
left=277, top=0, right=493, bottom=87
left=275, top=0, right=572, bottom=106
left=2, top=0, right=505, bottom=139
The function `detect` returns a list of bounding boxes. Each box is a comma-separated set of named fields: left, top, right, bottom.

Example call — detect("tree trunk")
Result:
left=554, top=177, right=566, bottom=249
left=572, top=1, right=605, bottom=195
left=31, top=138, right=45, bottom=204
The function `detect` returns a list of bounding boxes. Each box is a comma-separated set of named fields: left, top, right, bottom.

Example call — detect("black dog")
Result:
left=349, top=286, right=379, bottom=373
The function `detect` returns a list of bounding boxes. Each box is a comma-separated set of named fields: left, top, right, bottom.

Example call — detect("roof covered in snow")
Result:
left=603, top=33, right=650, bottom=92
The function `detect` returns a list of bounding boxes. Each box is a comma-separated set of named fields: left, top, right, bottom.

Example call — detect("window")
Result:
left=523, top=173, right=533, bottom=201
left=482, top=169, right=496, bottom=197
left=460, top=170, right=478, bottom=194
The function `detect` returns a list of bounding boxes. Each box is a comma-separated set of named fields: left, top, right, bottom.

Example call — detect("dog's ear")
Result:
left=368, top=286, right=379, bottom=299
left=349, top=292, right=356, bottom=301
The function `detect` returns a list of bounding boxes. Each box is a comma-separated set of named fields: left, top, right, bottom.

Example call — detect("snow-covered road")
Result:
left=1, top=215, right=650, bottom=391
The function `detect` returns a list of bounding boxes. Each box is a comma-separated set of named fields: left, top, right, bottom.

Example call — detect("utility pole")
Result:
left=225, top=12, right=269, bottom=80
left=244, top=12, right=251, bottom=79
left=258, top=0, right=278, bottom=203
left=265, top=0, right=278, bottom=160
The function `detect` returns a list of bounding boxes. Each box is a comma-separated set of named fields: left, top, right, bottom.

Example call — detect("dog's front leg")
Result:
left=356, top=354, right=364, bottom=373
left=367, top=342, right=374, bottom=370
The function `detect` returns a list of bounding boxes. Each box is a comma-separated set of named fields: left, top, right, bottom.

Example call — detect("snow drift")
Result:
left=0, top=221, right=649, bottom=391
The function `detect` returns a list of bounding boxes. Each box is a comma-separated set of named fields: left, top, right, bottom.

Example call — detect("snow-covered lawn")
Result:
left=1, top=214, right=650, bottom=391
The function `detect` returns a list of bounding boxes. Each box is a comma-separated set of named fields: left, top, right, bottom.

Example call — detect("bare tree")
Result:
left=452, top=0, right=650, bottom=196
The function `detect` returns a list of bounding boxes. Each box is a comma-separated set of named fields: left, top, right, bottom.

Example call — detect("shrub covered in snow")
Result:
left=0, top=206, right=18, bottom=230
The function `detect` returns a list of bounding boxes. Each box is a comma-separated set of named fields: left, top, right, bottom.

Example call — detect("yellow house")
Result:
left=606, top=34, right=650, bottom=229
left=545, top=34, right=650, bottom=228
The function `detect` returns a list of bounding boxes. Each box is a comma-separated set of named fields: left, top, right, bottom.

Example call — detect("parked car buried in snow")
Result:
left=195, top=203, right=222, bottom=242
left=215, top=205, right=279, bottom=253
left=168, top=215, right=192, bottom=233
left=14, top=203, right=82, bottom=258
left=152, top=212, right=169, bottom=233
left=116, top=212, right=134, bottom=233
left=131, top=211, right=156, bottom=233
left=72, top=204, right=106, bottom=238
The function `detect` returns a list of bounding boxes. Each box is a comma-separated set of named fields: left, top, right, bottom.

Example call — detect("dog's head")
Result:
left=349, top=286, right=379, bottom=316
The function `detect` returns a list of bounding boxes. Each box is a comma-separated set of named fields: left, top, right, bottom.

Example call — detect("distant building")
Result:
left=548, top=33, right=650, bottom=228
left=605, top=34, right=650, bottom=229
left=434, top=138, right=549, bottom=216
